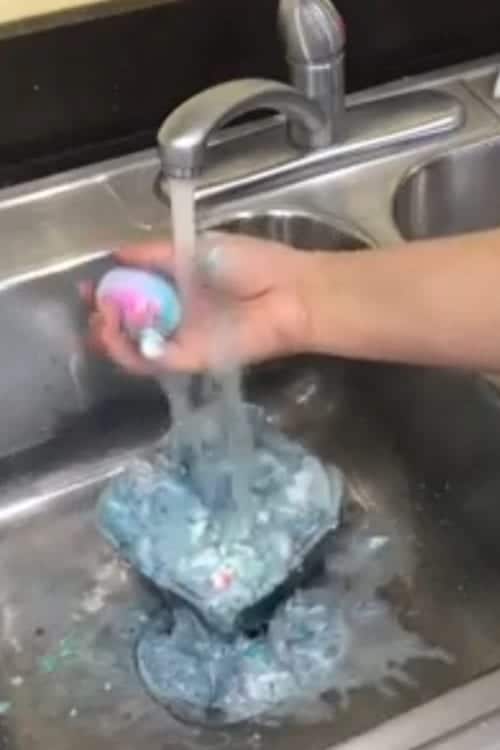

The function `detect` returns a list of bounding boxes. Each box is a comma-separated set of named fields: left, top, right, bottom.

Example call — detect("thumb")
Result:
left=197, top=231, right=277, bottom=298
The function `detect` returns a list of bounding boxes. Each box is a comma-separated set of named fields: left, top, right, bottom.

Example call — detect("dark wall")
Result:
left=1, top=0, right=500, bottom=186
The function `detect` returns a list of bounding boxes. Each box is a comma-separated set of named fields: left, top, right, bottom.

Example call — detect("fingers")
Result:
left=115, top=234, right=282, bottom=300
left=197, top=235, right=263, bottom=298
left=80, top=242, right=179, bottom=375
left=80, top=233, right=293, bottom=376
left=116, top=241, right=175, bottom=272
left=86, top=300, right=206, bottom=374
left=153, top=340, right=205, bottom=373
left=87, top=302, right=153, bottom=375
left=78, top=242, right=174, bottom=307
left=198, top=232, right=292, bottom=299
left=78, top=280, right=95, bottom=305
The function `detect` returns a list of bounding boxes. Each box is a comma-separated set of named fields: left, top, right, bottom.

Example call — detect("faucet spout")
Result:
left=157, top=78, right=327, bottom=180
left=157, top=0, right=345, bottom=183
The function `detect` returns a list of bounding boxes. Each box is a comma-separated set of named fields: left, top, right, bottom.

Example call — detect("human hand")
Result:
left=84, top=232, right=312, bottom=374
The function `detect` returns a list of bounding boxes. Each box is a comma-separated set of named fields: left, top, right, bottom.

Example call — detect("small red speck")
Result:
left=212, top=568, right=234, bottom=591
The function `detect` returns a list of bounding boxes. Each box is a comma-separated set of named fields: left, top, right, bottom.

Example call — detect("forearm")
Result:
left=299, top=229, right=500, bottom=371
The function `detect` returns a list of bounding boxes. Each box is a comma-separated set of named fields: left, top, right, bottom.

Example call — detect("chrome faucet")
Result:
left=157, top=0, right=346, bottom=180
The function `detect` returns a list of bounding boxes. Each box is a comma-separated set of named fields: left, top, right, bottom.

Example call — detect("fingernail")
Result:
left=139, top=329, right=167, bottom=360
left=198, top=242, right=224, bottom=281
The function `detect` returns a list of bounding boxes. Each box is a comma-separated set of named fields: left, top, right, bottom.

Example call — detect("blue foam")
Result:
left=137, top=589, right=348, bottom=724
left=98, top=404, right=342, bottom=634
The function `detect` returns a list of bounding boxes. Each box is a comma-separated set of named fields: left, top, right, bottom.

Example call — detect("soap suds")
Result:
left=98, top=403, right=342, bottom=635
left=134, top=516, right=452, bottom=724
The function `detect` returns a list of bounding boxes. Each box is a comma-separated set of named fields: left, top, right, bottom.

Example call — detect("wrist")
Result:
left=293, top=249, right=370, bottom=359
left=293, top=250, right=339, bottom=355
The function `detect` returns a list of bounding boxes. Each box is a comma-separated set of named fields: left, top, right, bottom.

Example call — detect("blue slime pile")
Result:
left=98, top=402, right=349, bottom=723
left=137, top=589, right=348, bottom=724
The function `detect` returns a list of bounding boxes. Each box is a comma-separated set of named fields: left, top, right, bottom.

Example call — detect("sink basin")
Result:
left=394, top=135, right=500, bottom=240
left=2, top=194, right=500, bottom=750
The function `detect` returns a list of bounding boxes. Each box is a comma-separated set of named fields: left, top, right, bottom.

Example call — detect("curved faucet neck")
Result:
left=157, top=79, right=327, bottom=180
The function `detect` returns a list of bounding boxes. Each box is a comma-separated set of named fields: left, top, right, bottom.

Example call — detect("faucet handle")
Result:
left=279, top=0, right=345, bottom=63
left=279, top=0, right=346, bottom=146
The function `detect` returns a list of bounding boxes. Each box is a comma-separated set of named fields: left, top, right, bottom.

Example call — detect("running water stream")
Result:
left=162, top=178, right=253, bottom=541
left=156, top=178, right=195, bottom=437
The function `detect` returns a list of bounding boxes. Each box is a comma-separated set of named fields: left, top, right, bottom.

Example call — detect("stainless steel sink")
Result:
left=3, top=56, right=500, bottom=750
left=394, top=135, right=500, bottom=240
